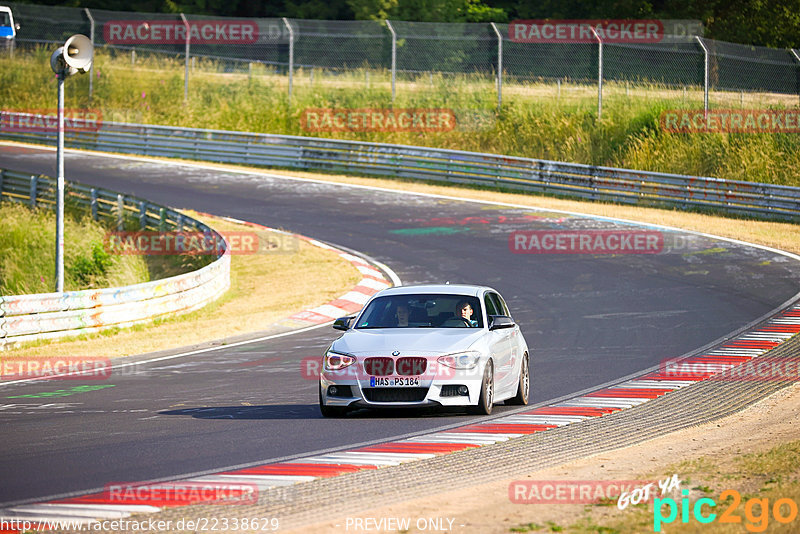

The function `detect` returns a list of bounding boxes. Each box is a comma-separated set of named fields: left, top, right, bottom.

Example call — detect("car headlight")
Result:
left=437, top=351, right=481, bottom=369
left=324, top=351, right=356, bottom=371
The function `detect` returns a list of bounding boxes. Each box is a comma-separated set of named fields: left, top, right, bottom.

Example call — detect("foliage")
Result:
left=14, top=0, right=800, bottom=46
left=0, top=202, right=150, bottom=294
left=2, top=47, right=800, bottom=189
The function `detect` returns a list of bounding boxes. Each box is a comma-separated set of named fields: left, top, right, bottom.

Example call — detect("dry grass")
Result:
left=4, top=212, right=362, bottom=359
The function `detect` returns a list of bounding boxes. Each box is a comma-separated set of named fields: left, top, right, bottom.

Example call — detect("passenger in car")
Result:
left=395, top=303, right=410, bottom=327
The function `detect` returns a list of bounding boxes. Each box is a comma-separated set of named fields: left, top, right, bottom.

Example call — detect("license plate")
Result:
left=370, top=376, right=420, bottom=387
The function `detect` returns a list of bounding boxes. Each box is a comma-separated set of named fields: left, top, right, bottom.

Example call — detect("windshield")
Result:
left=355, top=294, right=483, bottom=329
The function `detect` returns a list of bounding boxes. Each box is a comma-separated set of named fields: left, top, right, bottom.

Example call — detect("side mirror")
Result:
left=489, top=315, right=515, bottom=330
left=333, top=316, right=355, bottom=331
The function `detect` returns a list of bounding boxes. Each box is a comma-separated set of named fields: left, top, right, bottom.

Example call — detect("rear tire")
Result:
left=507, top=353, right=530, bottom=406
left=319, top=385, right=348, bottom=418
left=469, top=361, right=494, bottom=415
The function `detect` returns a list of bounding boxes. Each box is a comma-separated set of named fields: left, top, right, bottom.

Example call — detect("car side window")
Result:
left=484, top=294, right=499, bottom=317
left=493, top=293, right=511, bottom=317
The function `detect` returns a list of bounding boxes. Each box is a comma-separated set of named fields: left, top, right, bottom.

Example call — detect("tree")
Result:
left=348, top=0, right=507, bottom=22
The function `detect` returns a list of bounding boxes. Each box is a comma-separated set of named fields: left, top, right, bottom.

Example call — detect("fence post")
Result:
left=180, top=13, right=190, bottom=102
left=386, top=20, right=397, bottom=103
left=283, top=18, right=294, bottom=105
left=84, top=8, right=95, bottom=102
left=29, top=175, right=38, bottom=208
left=90, top=188, right=98, bottom=220
left=117, top=194, right=124, bottom=230
left=139, top=201, right=147, bottom=229
left=0, top=170, right=4, bottom=199
left=791, top=49, right=800, bottom=106
left=590, top=27, right=603, bottom=119
left=490, top=22, right=503, bottom=111
left=696, top=36, right=709, bottom=113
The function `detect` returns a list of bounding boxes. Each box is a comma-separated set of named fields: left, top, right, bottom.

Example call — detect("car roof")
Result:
left=373, top=284, right=495, bottom=298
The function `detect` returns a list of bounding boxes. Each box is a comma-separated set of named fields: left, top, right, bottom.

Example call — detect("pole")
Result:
left=490, top=22, right=502, bottom=111
left=84, top=8, right=95, bottom=101
left=696, top=36, right=709, bottom=113
left=180, top=13, right=189, bottom=101
left=55, top=73, right=65, bottom=293
left=386, top=20, right=396, bottom=103
left=283, top=18, right=294, bottom=104
left=590, top=27, right=603, bottom=119
left=791, top=48, right=800, bottom=106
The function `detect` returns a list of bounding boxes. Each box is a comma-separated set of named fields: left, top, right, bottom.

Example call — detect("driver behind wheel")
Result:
left=455, top=300, right=479, bottom=327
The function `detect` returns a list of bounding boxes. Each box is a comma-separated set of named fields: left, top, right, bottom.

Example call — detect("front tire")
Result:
left=469, top=361, right=494, bottom=415
left=319, top=385, right=348, bottom=418
left=507, top=353, right=530, bottom=406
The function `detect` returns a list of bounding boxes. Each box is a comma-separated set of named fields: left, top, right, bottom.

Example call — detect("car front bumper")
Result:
left=320, top=366, right=486, bottom=409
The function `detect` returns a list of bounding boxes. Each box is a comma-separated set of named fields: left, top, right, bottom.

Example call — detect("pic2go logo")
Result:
left=654, top=489, right=799, bottom=532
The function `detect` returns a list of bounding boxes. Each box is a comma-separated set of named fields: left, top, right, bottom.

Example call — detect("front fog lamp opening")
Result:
left=324, top=352, right=356, bottom=371
left=457, top=385, right=468, bottom=395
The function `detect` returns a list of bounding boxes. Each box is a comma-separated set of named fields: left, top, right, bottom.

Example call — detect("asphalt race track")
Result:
left=1, top=144, right=799, bottom=506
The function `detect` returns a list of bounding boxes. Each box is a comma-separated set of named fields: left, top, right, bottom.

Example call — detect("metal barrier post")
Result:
left=29, top=175, right=38, bottom=208
left=696, top=36, right=709, bottom=113
left=117, top=194, right=124, bottom=230
left=386, top=20, right=397, bottom=103
left=180, top=13, right=190, bottom=101
left=590, top=27, right=603, bottom=119
left=139, top=201, right=147, bottom=229
left=84, top=8, right=95, bottom=101
left=791, top=49, right=800, bottom=106
left=90, top=188, right=98, bottom=220
left=283, top=18, right=294, bottom=104
left=490, top=22, right=502, bottom=111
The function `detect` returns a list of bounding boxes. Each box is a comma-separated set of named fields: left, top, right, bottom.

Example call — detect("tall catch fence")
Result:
left=4, top=2, right=800, bottom=112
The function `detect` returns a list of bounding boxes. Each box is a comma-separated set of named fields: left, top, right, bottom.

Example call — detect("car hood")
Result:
left=333, top=328, right=485, bottom=356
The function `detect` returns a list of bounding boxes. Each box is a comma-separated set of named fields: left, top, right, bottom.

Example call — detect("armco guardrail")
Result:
left=0, top=168, right=230, bottom=349
left=1, top=113, right=799, bottom=221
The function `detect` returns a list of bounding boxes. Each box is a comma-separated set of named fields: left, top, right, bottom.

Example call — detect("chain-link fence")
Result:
left=4, top=2, right=800, bottom=114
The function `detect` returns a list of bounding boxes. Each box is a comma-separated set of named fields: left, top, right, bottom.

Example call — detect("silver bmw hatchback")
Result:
left=319, top=284, right=530, bottom=416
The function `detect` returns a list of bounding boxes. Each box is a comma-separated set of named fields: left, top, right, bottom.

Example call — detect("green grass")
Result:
left=0, top=201, right=149, bottom=294
left=0, top=200, right=210, bottom=295
left=2, top=46, right=800, bottom=186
